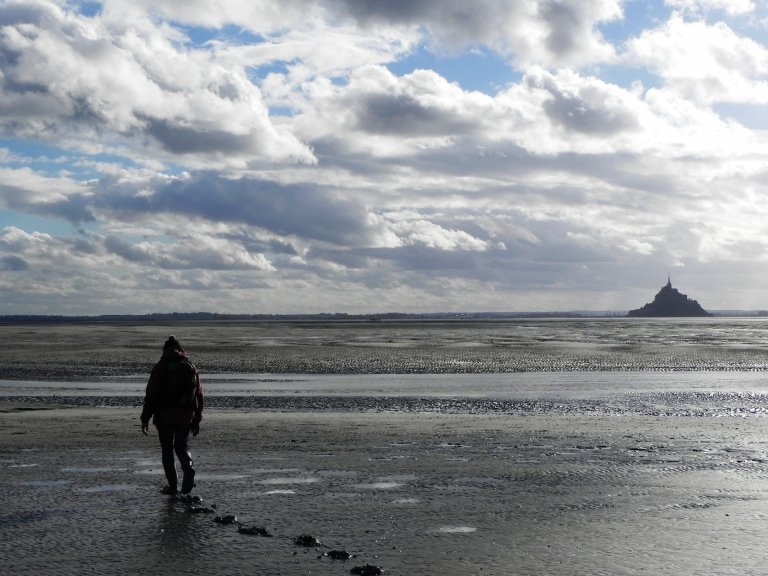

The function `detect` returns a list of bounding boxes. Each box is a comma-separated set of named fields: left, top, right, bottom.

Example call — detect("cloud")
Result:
left=113, top=0, right=623, bottom=69
left=4, top=2, right=768, bottom=313
left=105, top=232, right=275, bottom=271
left=374, top=211, right=492, bottom=251
left=324, top=0, right=622, bottom=68
left=665, top=0, right=755, bottom=16
left=0, top=0, right=314, bottom=164
left=340, top=67, right=487, bottom=138
left=525, top=68, right=640, bottom=135
left=0, top=224, right=278, bottom=317
left=0, top=254, right=27, bottom=271
left=104, top=0, right=318, bottom=33
left=94, top=172, right=372, bottom=247
left=0, top=167, right=94, bottom=222
left=624, top=14, right=768, bottom=104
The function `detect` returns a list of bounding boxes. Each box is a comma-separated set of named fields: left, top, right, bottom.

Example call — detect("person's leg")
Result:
left=174, top=423, right=196, bottom=494
left=157, top=424, right=178, bottom=493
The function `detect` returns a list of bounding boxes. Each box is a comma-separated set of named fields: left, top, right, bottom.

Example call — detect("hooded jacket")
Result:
left=140, top=347, right=204, bottom=427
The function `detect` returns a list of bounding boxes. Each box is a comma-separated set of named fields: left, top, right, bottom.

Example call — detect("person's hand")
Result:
left=191, top=422, right=200, bottom=437
left=141, top=421, right=148, bottom=436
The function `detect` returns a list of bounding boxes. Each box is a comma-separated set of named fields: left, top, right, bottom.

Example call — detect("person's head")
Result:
left=163, top=335, right=183, bottom=351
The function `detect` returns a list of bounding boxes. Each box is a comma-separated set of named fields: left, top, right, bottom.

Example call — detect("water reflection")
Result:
left=151, top=499, right=205, bottom=565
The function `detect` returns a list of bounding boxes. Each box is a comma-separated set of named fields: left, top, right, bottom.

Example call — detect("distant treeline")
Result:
left=0, top=311, right=621, bottom=324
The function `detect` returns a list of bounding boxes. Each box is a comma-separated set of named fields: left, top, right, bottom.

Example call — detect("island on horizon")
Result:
left=627, top=278, right=712, bottom=317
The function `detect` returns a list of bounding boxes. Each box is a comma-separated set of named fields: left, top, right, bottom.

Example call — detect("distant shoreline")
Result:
left=0, top=310, right=766, bottom=323
left=0, top=311, right=618, bottom=323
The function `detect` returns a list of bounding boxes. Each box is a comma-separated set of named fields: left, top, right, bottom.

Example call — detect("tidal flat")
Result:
left=3, top=318, right=768, bottom=575
left=1, top=317, right=768, bottom=380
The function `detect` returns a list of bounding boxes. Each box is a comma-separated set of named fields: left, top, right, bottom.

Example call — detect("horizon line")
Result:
left=1, top=309, right=767, bottom=321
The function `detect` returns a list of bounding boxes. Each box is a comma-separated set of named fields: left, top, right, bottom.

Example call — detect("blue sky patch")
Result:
left=387, top=45, right=521, bottom=94
left=0, top=210, right=82, bottom=237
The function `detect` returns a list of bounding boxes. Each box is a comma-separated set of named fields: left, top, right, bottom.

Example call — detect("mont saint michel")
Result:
left=627, top=278, right=712, bottom=317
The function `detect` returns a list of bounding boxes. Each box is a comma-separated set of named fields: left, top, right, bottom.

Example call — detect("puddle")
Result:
left=9, top=463, right=39, bottom=468
left=194, top=473, right=247, bottom=481
left=356, top=482, right=403, bottom=490
left=80, top=484, right=135, bottom=493
left=258, top=476, right=319, bottom=485
left=251, top=467, right=302, bottom=474
left=62, top=467, right=115, bottom=473
left=263, top=489, right=296, bottom=495
left=357, top=473, right=415, bottom=490
left=392, top=497, right=420, bottom=505
left=435, top=526, right=477, bottom=534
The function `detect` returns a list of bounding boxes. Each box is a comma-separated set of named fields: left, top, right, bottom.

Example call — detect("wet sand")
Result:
left=3, top=404, right=768, bottom=575
left=2, top=317, right=768, bottom=380
left=4, top=320, right=768, bottom=575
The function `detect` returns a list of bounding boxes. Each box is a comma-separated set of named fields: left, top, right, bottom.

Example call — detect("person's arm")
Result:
left=191, top=372, right=203, bottom=436
left=140, top=364, right=160, bottom=434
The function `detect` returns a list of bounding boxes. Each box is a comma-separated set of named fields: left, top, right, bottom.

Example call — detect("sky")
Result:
left=2, top=0, right=768, bottom=315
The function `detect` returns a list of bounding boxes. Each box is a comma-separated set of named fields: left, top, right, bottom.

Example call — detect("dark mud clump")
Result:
left=322, top=550, right=353, bottom=560
left=186, top=505, right=215, bottom=514
left=350, top=565, right=383, bottom=576
left=238, top=526, right=273, bottom=537
left=294, top=534, right=322, bottom=547
left=174, top=494, right=203, bottom=505
left=213, top=514, right=237, bottom=524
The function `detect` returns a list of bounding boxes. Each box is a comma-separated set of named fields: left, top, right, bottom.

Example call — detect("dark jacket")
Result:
left=140, top=348, right=204, bottom=427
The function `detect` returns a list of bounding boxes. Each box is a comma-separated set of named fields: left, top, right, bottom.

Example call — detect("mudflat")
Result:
left=3, top=405, right=768, bottom=575
left=1, top=317, right=768, bottom=380
left=3, top=319, right=768, bottom=575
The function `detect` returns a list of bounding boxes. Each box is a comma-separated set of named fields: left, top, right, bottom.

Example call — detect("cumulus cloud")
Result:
left=104, top=232, right=275, bottom=271
left=525, top=68, right=640, bottom=135
left=316, top=66, right=490, bottom=141
left=375, top=210, right=492, bottom=251
left=4, top=1, right=768, bottom=313
left=624, top=14, right=768, bottom=104
left=0, top=0, right=314, bottom=164
left=325, top=0, right=622, bottom=68
left=97, top=172, right=372, bottom=246
left=0, top=167, right=94, bottom=222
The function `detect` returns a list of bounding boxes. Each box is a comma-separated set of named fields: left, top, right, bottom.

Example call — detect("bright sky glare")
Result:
left=2, top=0, right=768, bottom=315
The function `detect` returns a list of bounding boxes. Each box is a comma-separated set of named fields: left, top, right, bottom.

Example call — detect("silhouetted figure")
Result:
left=141, top=336, right=204, bottom=495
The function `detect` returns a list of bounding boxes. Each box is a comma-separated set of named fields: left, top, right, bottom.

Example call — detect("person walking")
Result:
left=140, top=335, right=204, bottom=495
